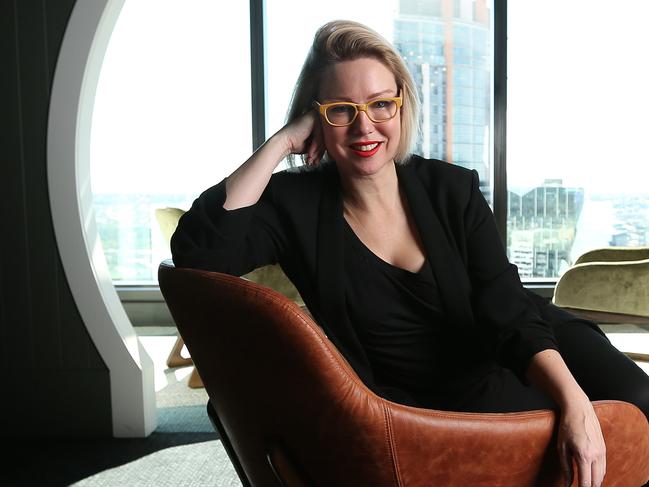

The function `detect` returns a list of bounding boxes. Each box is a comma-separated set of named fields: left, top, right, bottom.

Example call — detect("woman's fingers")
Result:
left=568, top=442, right=606, bottom=487
left=575, top=455, right=592, bottom=487
left=306, top=135, right=317, bottom=165
left=306, top=116, right=324, bottom=166
left=574, top=452, right=607, bottom=487
left=281, top=111, right=319, bottom=156
left=591, top=458, right=606, bottom=487
left=569, top=439, right=606, bottom=487
left=279, top=110, right=324, bottom=166
left=558, top=442, right=573, bottom=487
left=558, top=399, right=607, bottom=487
left=585, top=444, right=606, bottom=487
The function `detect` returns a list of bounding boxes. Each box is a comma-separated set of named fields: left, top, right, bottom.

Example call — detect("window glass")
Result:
left=266, top=0, right=494, bottom=201
left=265, top=1, right=399, bottom=141
left=91, top=0, right=252, bottom=283
left=507, top=1, right=649, bottom=279
left=93, top=0, right=494, bottom=285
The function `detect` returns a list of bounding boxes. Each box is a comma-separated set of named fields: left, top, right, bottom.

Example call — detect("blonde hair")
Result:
left=286, top=20, right=420, bottom=167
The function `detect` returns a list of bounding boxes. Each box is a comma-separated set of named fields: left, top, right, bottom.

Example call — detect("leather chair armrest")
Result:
left=384, top=399, right=649, bottom=487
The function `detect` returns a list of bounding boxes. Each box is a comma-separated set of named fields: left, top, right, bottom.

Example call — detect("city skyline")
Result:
left=93, top=185, right=649, bottom=281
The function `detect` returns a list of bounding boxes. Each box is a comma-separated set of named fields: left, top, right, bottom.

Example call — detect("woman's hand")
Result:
left=526, top=349, right=606, bottom=487
left=557, top=394, right=606, bottom=487
left=276, top=111, right=326, bottom=166
left=223, top=110, right=325, bottom=210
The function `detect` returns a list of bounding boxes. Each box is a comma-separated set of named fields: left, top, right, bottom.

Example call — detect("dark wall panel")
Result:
left=16, top=1, right=61, bottom=370
left=2, top=0, right=34, bottom=370
left=0, top=0, right=112, bottom=437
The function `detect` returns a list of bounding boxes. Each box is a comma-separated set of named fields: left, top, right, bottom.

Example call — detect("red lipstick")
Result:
left=349, top=141, right=382, bottom=158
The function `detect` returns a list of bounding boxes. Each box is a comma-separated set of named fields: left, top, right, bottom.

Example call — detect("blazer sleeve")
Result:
left=170, top=176, right=289, bottom=277
left=464, top=169, right=559, bottom=384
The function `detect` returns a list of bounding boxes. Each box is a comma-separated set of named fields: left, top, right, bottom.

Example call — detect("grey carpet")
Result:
left=4, top=370, right=242, bottom=486
left=155, top=375, right=214, bottom=434
left=69, top=369, right=244, bottom=486
left=70, top=439, right=241, bottom=487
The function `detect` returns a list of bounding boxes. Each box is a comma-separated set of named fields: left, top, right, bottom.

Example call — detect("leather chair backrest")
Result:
left=158, top=262, right=396, bottom=486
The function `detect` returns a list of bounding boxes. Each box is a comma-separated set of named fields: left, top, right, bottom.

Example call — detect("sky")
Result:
left=90, top=0, right=649, bottom=197
left=90, top=0, right=252, bottom=196
left=507, top=0, right=649, bottom=194
left=90, top=0, right=400, bottom=196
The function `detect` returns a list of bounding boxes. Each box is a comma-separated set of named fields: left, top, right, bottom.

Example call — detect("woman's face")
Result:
left=317, top=57, right=401, bottom=178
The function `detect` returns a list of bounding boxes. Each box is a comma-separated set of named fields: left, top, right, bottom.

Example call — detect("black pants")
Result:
left=448, top=314, right=649, bottom=420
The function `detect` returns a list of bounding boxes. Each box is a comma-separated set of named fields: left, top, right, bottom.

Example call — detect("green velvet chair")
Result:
left=553, top=246, right=649, bottom=362
left=553, top=246, right=649, bottom=320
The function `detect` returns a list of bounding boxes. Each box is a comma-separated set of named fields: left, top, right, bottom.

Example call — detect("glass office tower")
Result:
left=394, top=0, right=492, bottom=201
left=508, top=182, right=585, bottom=278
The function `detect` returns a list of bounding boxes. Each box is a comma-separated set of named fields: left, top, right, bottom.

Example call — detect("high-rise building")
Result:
left=394, top=0, right=492, bottom=198
left=507, top=180, right=585, bottom=278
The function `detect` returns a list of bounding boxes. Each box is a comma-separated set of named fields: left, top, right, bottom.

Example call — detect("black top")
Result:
left=343, top=220, right=450, bottom=405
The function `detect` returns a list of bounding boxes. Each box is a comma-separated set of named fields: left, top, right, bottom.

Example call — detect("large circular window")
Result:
left=90, top=0, right=252, bottom=283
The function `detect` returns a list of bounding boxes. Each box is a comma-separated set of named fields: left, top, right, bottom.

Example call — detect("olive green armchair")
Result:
left=553, top=246, right=649, bottom=321
left=553, top=246, right=649, bottom=362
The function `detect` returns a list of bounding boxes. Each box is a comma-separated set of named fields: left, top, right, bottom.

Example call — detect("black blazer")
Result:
left=172, top=155, right=590, bottom=396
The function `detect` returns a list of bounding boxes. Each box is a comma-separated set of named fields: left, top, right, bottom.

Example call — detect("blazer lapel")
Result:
left=397, top=163, right=475, bottom=328
left=316, top=165, right=346, bottom=328
left=315, top=164, right=375, bottom=385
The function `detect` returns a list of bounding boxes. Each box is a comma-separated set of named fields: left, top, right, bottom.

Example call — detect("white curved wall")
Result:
left=47, top=0, right=156, bottom=437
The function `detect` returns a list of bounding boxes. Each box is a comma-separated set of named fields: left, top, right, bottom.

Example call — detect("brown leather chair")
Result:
left=158, top=261, right=649, bottom=487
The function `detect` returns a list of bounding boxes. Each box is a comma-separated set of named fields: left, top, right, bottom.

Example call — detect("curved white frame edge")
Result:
left=47, top=0, right=156, bottom=437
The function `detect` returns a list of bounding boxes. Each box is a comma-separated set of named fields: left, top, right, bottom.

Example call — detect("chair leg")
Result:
left=166, top=335, right=204, bottom=388
left=166, top=336, right=194, bottom=368
left=626, top=352, right=649, bottom=362
left=188, top=367, right=204, bottom=388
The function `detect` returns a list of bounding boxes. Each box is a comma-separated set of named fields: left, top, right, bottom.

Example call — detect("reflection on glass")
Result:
left=507, top=0, right=649, bottom=279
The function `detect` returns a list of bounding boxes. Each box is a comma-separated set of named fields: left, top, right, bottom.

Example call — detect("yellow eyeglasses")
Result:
left=313, top=93, right=403, bottom=127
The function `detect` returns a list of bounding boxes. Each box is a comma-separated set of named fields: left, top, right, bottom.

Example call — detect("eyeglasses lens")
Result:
left=326, top=100, right=397, bottom=126
left=326, top=105, right=357, bottom=125
left=368, top=100, right=397, bottom=121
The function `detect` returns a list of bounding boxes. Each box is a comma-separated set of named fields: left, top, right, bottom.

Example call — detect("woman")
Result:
left=172, top=20, right=649, bottom=487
